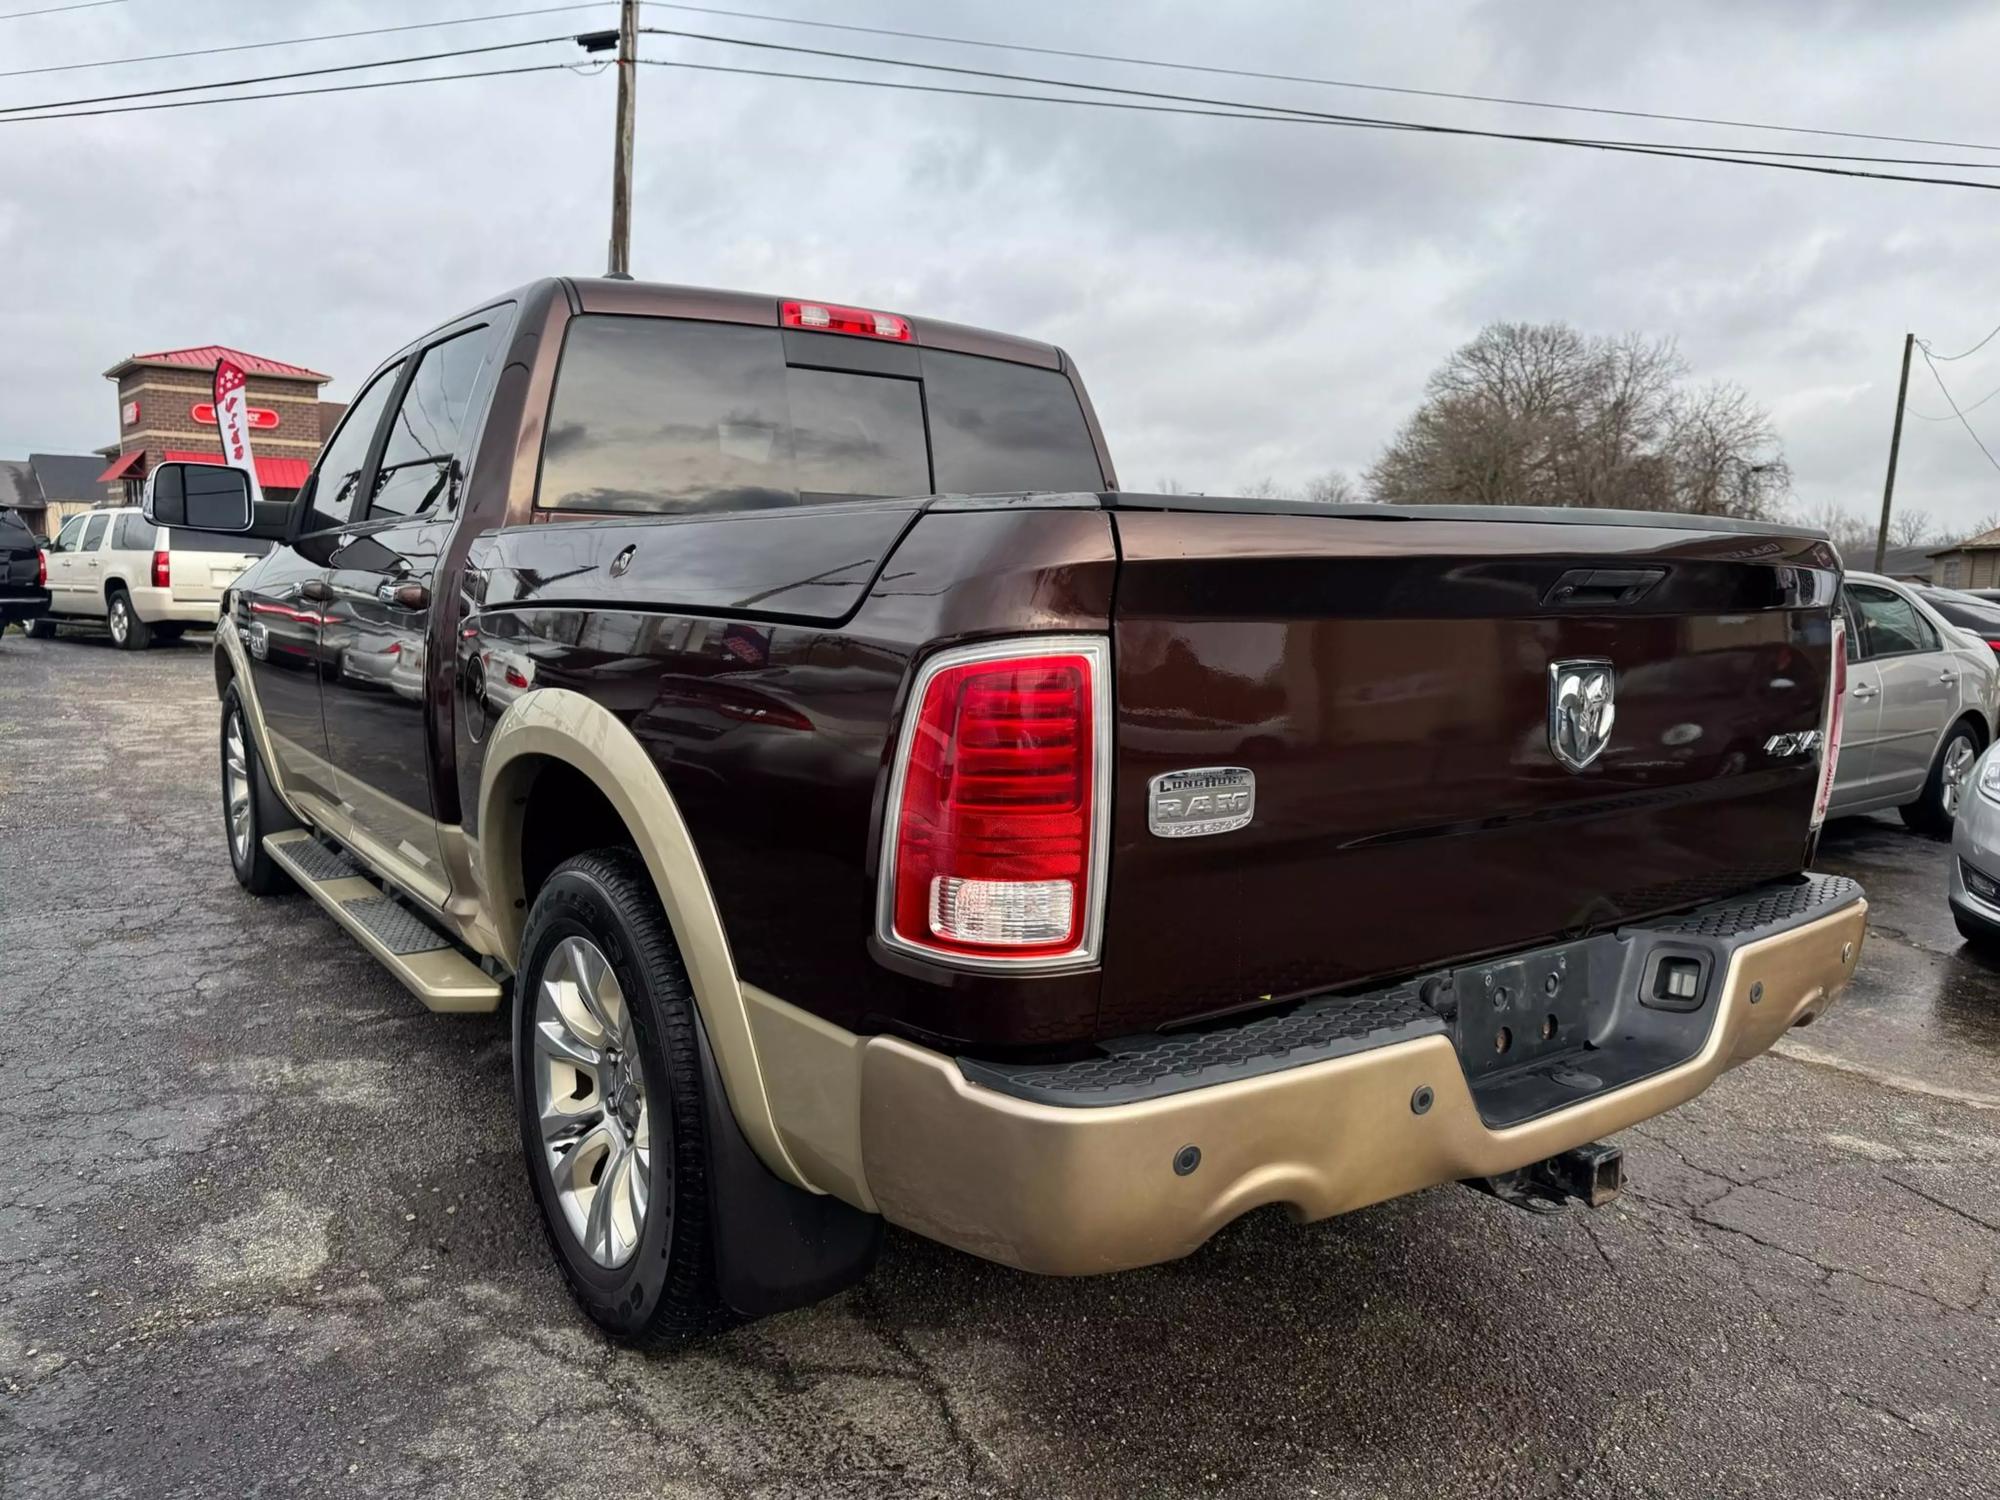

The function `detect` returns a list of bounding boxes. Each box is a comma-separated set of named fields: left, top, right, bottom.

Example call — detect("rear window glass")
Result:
left=922, top=348, right=1103, bottom=494
left=169, top=529, right=273, bottom=556
left=536, top=314, right=1101, bottom=516
left=1920, top=588, right=2000, bottom=633
left=114, top=513, right=159, bottom=550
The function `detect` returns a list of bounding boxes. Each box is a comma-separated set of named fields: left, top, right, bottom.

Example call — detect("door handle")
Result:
left=1850, top=684, right=1879, bottom=700
left=378, top=581, right=429, bottom=610
left=299, top=579, right=332, bottom=603
left=1939, top=671, right=1958, bottom=685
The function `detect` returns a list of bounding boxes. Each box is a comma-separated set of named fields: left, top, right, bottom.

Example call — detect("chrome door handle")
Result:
left=1939, top=671, right=1958, bottom=684
left=1850, top=685, right=1879, bottom=700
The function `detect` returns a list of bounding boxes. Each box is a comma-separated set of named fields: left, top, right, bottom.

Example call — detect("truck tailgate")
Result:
left=1099, top=501, right=1840, bottom=1038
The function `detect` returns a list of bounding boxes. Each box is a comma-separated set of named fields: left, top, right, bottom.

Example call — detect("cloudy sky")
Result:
left=6, top=0, right=2000, bottom=536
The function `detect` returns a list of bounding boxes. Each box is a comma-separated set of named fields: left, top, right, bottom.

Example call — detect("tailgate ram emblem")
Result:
left=1148, top=767, right=1255, bottom=838
left=1548, top=659, right=1616, bottom=771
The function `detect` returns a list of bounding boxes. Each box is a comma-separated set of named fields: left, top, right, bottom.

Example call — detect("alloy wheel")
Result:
left=224, top=712, right=252, bottom=863
left=533, top=935, right=652, bottom=1269
left=109, top=598, right=128, bottom=644
left=1942, top=737, right=1977, bottom=818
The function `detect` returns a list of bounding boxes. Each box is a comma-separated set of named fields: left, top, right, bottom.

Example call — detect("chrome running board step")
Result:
left=263, top=830, right=501, bottom=1014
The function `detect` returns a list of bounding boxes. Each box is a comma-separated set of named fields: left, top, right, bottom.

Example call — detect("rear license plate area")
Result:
left=1447, top=941, right=1595, bottom=1083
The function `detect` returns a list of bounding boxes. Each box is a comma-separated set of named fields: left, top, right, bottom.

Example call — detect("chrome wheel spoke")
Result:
left=583, top=1142, right=623, bottom=1261
left=535, top=1018, right=601, bottom=1070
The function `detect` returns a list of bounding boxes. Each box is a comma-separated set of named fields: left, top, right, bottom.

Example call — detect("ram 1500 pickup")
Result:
left=148, top=276, right=1866, bottom=1345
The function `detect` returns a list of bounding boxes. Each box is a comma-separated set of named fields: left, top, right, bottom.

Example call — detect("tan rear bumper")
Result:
left=855, top=896, right=1866, bottom=1276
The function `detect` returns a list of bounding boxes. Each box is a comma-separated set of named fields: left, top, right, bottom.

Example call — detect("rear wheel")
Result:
left=1902, top=722, right=1980, bottom=835
left=107, top=589, right=151, bottom=651
left=222, top=683, right=294, bottom=895
left=515, top=850, right=729, bottom=1346
left=24, top=617, right=55, bottom=639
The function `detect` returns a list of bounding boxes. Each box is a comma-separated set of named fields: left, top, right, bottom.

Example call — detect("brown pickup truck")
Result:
left=149, top=276, right=1866, bottom=1345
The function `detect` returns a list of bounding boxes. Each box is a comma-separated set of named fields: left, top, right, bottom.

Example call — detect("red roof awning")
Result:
left=163, top=449, right=313, bottom=490
left=96, top=450, right=145, bottom=483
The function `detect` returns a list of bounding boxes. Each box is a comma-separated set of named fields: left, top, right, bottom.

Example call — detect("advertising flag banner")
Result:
left=212, top=358, right=265, bottom=505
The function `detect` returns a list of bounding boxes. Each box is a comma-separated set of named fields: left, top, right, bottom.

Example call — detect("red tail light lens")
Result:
left=781, top=299, right=912, bottom=342
left=151, top=549, right=170, bottom=588
left=36, top=549, right=46, bottom=587
left=1812, top=615, right=1846, bottom=831
left=880, top=638, right=1108, bottom=967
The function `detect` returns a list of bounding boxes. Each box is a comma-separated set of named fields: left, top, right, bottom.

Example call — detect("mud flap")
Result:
left=694, top=1013, right=883, bottom=1320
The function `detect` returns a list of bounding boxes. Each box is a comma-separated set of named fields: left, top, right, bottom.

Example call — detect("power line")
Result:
left=2, top=59, right=594, bottom=124
left=633, top=55, right=2000, bottom=192
left=0, top=0, right=132, bottom=18
left=0, top=2, right=612, bottom=80
left=0, top=33, right=577, bottom=115
left=1918, top=345, right=2000, bottom=476
left=1926, top=322, right=2000, bottom=362
left=641, top=1, right=2000, bottom=156
left=640, top=26, right=2000, bottom=177
left=1914, top=382, right=2000, bottom=421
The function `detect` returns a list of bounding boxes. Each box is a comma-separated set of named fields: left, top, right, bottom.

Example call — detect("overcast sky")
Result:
left=6, top=0, right=2000, bottom=536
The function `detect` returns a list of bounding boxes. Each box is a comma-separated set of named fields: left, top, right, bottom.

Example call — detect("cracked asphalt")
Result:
left=2, top=628, right=1997, bottom=1499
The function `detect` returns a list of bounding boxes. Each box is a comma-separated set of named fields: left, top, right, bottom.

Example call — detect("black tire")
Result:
left=24, top=617, right=55, bottom=639
left=1901, top=721, right=1981, bottom=835
left=154, top=623, right=186, bottom=643
left=515, top=849, right=730, bottom=1346
left=221, top=682, right=296, bottom=895
left=107, top=589, right=152, bottom=650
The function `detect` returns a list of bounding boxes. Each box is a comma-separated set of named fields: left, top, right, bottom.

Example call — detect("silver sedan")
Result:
left=1950, top=746, right=2000, bottom=947
left=1829, top=571, right=2000, bottom=832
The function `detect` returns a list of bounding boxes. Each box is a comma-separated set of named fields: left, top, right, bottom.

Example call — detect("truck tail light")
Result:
left=1811, top=614, right=1846, bottom=832
left=879, top=637, right=1109, bottom=968
left=151, top=549, right=170, bottom=588
left=36, top=549, right=46, bottom=587
left=781, top=299, right=912, bottom=342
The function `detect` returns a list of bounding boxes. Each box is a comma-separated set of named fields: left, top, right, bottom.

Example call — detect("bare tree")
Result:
left=1963, top=512, right=2000, bottom=541
left=1153, top=476, right=1193, bottom=495
left=1888, top=508, right=1936, bottom=548
left=1300, top=470, right=1359, bottom=505
left=1368, top=322, right=1789, bottom=519
left=1235, top=476, right=1291, bottom=500
left=1792, top=497, right=1876, bottom=562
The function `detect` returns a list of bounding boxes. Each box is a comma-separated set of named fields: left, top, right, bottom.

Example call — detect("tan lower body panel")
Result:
left=854, top=897, right=1866, bottom=1276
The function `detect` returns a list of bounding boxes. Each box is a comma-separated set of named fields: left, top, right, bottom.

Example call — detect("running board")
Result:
left=263, top=830, right=502, bottom=1014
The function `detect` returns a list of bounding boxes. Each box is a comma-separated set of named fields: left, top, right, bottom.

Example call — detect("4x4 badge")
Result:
left=1548, top=659, right=1616, bottom=772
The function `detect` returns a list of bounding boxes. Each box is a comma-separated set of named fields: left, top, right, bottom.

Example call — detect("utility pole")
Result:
left=608, top=0, right=638, bottom=277
left=1874, top=331, right=1915, bottom=571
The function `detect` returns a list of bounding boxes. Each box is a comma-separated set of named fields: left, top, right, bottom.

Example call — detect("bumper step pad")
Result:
left=960, top=874, right=1862, bottom=1112
left=262, top=831, right=500, bottom=1013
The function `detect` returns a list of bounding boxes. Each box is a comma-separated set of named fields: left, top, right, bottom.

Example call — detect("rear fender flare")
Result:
left=477, top=686, right=811, bottom=1192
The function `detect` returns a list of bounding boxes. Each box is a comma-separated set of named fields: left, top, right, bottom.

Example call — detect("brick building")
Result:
left=95, top=345, right=334, bottom=504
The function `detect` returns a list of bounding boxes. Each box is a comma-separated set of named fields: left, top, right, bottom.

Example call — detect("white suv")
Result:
left=30, top=506, right=270, bottom=649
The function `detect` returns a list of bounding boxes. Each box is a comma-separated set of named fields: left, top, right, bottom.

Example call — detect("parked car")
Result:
left=1948, top=743, right=2000, bottom=947
left=0, top=506, right=49, bottom=632
left=157, top=276, right=1866, bottom=1346
left=1827, top=571, right=2000, bottom=831
left=32, top=504, right=270, bottom=648
left=1912, top=584, right=2000, bottom=656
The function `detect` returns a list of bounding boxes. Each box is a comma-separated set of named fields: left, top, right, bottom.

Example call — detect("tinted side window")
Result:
left=1849, top=586, right=1932, bottom=657
left=114, top=513, right=159, bottom=551
left=370, top=324, right=503, bottom=520
left=538, top=316, right=932, bottom=515
left=54, top=515, right=86, bottom=552
left=307, top=363, right=402, bottom=532
left=82, top=513, right=110, bottom=550
left=923, top=349, right=1104, bottom=494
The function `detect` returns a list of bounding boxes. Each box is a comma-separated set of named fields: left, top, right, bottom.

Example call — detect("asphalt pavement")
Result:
left=2, top=627, right=1996, bottom=1499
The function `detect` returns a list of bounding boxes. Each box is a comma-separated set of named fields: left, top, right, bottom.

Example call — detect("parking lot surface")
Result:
left=2, top=630, right=1996, bottom=1499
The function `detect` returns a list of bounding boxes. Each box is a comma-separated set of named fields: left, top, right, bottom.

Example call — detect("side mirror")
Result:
left=145, top=462, right=254, bottom=532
